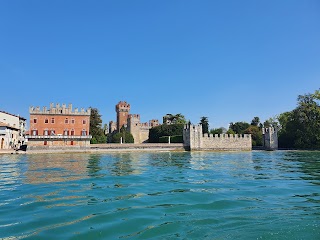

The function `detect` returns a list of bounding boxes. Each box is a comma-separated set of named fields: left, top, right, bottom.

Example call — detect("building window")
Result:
left=32, top=130, right=38, bottom=136
left=64, top=130, right=69, bottom=135
left=44, top=130, right=48, bottom=135
left=44, top=141, right=47, bottom=145
left=50, top=130, right=55, bottom=135
left=51, top=118, right=55, bottom=124
left=45, top=119, right=48, bottom=124
left=71, top=130, right=75, bottom=136
left=81, top=130, right=87, bottom=136
left=65, top=118, right=69, bottom=124
left=82, top=120, right=86, bottom=124
left=33, top=119, right=37, bottom=124
left=71, top=119, right=75, bottom=124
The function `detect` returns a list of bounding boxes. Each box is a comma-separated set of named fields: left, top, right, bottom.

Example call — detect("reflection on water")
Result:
left=25, top=154, right=90, bottom=184
left=87, top=155, right=103, bottom=177
left=0, top=151, right=319, bottom=239
left=0, top=155, right=23, bottom=191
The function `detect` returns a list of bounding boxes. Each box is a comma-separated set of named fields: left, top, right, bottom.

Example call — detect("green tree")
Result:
left=111, top=129, right=134, bottom=143
left=278, top=111, right=295, bottom=148
left=251, top=117, right=260, bottom=126
left=226, top=129, right=235, bottom=134
left=210, top=128, right=223, bottom=135
left=149, top=124, right=184, bottom=143
left=229, top=122, right=250, bottom=134
left=89, top=107, right=106, bottom=144
left=244, top=125, right=263, bottom=146
left=278, top=89, right=320, bottom=149
left=200, top=116, right=209, bottom=134
left=164, top=113, right=187, bottom=125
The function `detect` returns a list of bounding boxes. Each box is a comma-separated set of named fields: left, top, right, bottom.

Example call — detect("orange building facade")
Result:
left=27, top=103, right=91, bottom=149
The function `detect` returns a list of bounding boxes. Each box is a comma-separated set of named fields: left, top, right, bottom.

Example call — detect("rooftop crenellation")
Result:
left=29, top=103, right=91, bottom=116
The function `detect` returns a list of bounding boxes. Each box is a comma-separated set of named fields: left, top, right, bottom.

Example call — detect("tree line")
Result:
left=200, top=89, right=320, bottom=149
left=89, top=89, right=320, bottom=149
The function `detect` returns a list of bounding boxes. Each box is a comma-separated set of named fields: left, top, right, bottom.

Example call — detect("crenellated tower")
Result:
left=115, top=101, right=130, bottom=131
left=262, top=127, right=278, bottom=150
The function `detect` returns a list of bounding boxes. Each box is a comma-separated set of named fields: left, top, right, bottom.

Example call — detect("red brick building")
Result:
left=116, top=101, right=130, bottom=131
left=27, top=103, right=91, bottom=149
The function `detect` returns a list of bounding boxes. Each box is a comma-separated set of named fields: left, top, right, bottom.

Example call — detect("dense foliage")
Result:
left=210, top=128, right=224, bottom=135
left=89, top=107, right=106, bottom=144
left=200, top=116, right=209, bottom=134
left=278, top=89, right=320, bottom=149
left=244, top=125, right=263, bottom=146
left=164, top=114, right=187, bottom=124
left=111, top=131, right=134, bottom=143
left=149, top=124, right=184, bottom=143
left=228, top=117, right=263, bottom=146
left=229, top=122, right=250, bottom=134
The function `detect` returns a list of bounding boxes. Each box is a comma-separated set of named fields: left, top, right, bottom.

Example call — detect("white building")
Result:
left=0, top=111, right=27, bottom=149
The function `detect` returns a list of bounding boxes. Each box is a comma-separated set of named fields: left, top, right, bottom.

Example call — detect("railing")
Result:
left=26, top=135, right=92, bottom=139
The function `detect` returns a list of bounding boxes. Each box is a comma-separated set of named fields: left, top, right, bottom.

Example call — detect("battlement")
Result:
left=116, top=101, right=130, bottom=112
left=183, top=124, right=251, bottom=151
left=262, top=127, right=277, bottom=134
left=128, top=114, right=140, bottom=120
left=184, top=124, right=201, bottom=130
left=140, top=122, right=149, bottom=128
left=29, top=103, right=91, bottom=116
left=202, top=133, right=251, bottom=139
left=262, top=127, right=278, bottom=150
left=149, top=119, right=160, bottom=127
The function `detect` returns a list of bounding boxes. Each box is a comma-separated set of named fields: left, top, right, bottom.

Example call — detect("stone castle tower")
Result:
left=127, top=114, right=141, bottom=140
left=115, top=101, right=130, bottom=131
left=127, top=114, right=150, bottom=144
left=262, top=127, right=278, bottom=150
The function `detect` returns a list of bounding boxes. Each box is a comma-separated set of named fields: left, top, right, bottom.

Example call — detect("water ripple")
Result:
left=0, top=151, right=319, bottom=239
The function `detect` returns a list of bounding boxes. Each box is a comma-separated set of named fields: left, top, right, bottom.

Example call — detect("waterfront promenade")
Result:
left=0, top=143, right=184, bottom=154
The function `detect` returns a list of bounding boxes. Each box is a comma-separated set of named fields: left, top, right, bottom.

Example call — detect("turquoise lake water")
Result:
left=0, top=151, right=319, bottom=239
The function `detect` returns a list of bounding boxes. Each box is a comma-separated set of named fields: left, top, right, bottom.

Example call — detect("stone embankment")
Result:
left=90, top=143, right=184, bottom=152
left=0, top=143, right=184, bottom=154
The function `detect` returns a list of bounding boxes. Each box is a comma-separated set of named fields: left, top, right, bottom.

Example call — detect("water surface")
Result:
left=0, top=151, right=319, bottom=239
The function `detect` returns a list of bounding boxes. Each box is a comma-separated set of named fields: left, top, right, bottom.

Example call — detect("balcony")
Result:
left=26, top=135, right=92, bottom=140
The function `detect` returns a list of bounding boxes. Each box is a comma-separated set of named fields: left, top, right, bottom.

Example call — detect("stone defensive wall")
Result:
left=200, top=133, right=252, bottom=151
left=183, top=124, right=252, bottom=151
left=29, top=103, right=91, bottom=116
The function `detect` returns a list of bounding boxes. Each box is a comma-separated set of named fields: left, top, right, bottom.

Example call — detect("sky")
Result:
left=0, top=0, right=319, bottom=129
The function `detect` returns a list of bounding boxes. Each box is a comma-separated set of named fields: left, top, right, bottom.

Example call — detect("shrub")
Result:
left=149, top=124, right=184, bottom=143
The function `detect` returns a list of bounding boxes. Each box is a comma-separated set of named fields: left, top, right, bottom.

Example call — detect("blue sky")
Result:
left=0, top=0, right=319, bottom=129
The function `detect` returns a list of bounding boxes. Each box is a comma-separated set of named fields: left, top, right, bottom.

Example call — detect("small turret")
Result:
left=262, top=127, right=278, bottom=150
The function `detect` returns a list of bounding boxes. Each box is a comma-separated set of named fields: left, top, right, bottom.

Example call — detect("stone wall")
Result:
left=183, top=124, right=252, bottom=151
